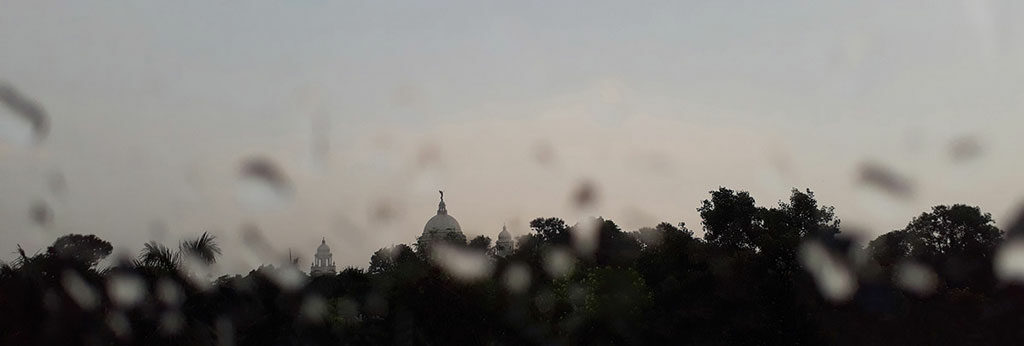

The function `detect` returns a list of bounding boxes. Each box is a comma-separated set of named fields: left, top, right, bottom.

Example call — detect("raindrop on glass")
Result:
left=236, top=158, right=293, bottom=210
left=0, top=83, right=48, bottom=147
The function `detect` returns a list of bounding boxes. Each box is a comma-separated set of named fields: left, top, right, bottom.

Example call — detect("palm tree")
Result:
left=179, top=232, right=221, bottom=265
left=136, top=232, right=221, bottom=273
left=137, top=241, right=181, bottom=272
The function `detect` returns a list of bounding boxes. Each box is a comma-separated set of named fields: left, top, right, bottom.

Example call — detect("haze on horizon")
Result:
left=2, top=1, right=1023, bottom=274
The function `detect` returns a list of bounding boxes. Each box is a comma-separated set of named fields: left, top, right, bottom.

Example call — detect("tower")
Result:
left=495, top=224, right=513, bottom=257
left=310, top=237, right=336, bottom=276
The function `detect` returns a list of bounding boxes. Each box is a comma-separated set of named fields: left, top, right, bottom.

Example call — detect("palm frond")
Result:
left=180, top=232, right=221, bottom=265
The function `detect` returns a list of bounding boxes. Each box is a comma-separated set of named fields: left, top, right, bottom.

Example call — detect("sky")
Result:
left=1, top=1, right=1023, bottom=274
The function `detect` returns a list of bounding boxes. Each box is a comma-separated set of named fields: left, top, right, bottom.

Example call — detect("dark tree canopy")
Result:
left=46, top=234, right=112, bottom=268
left=468, top=235, right=492, bottom=250
left=3, top=190, right=1021, bottom=346
left=903, top=204, right=1002, bottom=260
left=530, top=217, right=571, bottom=245
left=698, top=187, right=760, bottom=250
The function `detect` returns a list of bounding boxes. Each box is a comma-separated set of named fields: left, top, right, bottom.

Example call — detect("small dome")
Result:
left=317, top=238, right=331, bottom=254
left=498, top=226, right=511, bottom=240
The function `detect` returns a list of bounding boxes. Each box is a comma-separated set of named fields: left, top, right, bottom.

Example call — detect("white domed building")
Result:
left=495, top=225, right=514, bottom=257
left=417, top=191, right=467, bottom=251
left=310, top=238, right=336, bottom=276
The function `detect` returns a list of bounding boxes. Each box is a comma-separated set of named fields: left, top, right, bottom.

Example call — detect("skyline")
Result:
left=2, top=1, right=1024, bottom=274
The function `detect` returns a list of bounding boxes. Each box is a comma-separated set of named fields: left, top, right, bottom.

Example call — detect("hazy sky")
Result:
left=2, top=1, right=1023, bottom=273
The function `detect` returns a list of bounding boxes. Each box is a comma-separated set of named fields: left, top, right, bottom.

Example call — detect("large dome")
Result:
left=423, top=213, right=461, bottom=235
left=418, top=191, right=466, bottom=248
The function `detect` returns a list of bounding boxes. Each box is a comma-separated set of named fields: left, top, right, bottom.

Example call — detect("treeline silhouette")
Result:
left=2, top=188, right=1023, bottom=345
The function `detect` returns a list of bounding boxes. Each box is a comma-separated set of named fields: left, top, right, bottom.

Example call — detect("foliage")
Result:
left=0, top=188, right=1018, bottom=345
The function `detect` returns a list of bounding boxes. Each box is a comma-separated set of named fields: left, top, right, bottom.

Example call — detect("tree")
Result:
left=46, top=234, right=112, bottom=268
left=137, top=241, right=181, bottom=271
left=468, top=235, right=491, bottom=251
left=368, top=244, right=415, bottom=275
left=698, top=188, right=760, bottom=250
left=866, top=230, right=918, bottom=267
left=902, top=204, right=1002, bottom=260
left=530, top=217, right=571, bottom=245
left=179, top=231, right=221, bottom=265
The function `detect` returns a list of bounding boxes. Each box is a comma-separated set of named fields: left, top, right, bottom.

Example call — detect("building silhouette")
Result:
left=310, top=237, right=336, bottom=276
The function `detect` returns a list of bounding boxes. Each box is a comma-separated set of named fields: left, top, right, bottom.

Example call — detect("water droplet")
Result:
left=0, top=83, right=48, bottom=147
left=107, top=273, right=146, bottom=307
left=857, top=161, right=914, bottom=199
left=300, top=294, right=327, bottom=323
left=995, top=239, right=1024, bottom=283
left=61, top=270, right=98, bottom=310
left=534, top=289, right=556, bottom=313
left=157, top=278, right=184, bottom=306
left=543, top=247, right=575, bottom=279
left=415, top=142, right=442, bottom=169
left=532, top=140, right=556, bottom=167
left=107, top=311, right=132, bottom=339
left=571, top=218, right=600, bottom=257
left=334, top=297, right=360, bottom=321
left=430, top=244, right=494, bottom=282
left=29, top=201, right=53, bottom=227
left=571, top=180, right=598, bottom=210
left=236, top=158, right=293, bottom=210
left=949, top=135, right=982, bottom=162
left=894, top=261, right=937, bottom=296
left=159, top=310, right=185, bottom=335
left=799, top=241, right=857, bottom=302
left=503, top=263, right=531, bottom=294
left=48, top=171, right=67, bottom=196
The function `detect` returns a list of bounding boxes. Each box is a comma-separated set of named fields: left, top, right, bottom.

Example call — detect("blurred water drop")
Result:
left=542, top=247, right=575, bottom=279
left=894, top=261, right=937, bottom=296
left=857, top=162, right=914, bottom=199
left=179, top=253, right=214, bottom=291
left=48, top=171, right=67, bottom=196
left=532, top=140, right=555, bottom=167
left=636, top=227, right=664, bottom=248
left=236, top=158, right=293, bottom=210
left=949, top=136, right=982, bottom=162
left=159, top=311, right=185, bottom=335
left=799, top=241, right=857, bottom=302
left=107, top=273, right=146, bottom=308
left=503, top=263, right=531, bottom=294
left=430, top=244, right=494, bottom=282
left=571, top=180, right=598, bottom=210
left=416, top=142, right=442, bottom=169
left=157, top=278, right=184, bottom=307
left=300, top=294, right=327, bottom=323
left=571, top=218, right=600, bottom=257
left=370, top=199, right=400, bottom=224
left=264, top=265, right=307, bottom=291
left=534, top=289, right=556, bottom=313
left=61, top=270, right=98, bottom=310
left=0, top=83, right=48, bottom=147
left=42, top=289, right=60, bottom=311
left=334, top=297, right=361, bottom=321
left=29, top=201, right=53, bottom=227
left=995, top=239, right=1024, bottom=283
left=1005, top=204, right=1024, bottom=238
left=107, top=311, right=131, bottom=339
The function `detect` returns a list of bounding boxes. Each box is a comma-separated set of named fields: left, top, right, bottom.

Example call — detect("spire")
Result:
left=437, top=190, right=447, bottom=215
left=321, top=237, right=325, bottom=244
